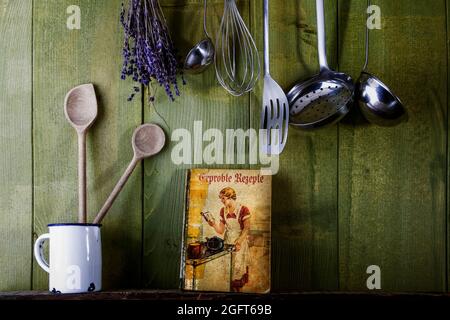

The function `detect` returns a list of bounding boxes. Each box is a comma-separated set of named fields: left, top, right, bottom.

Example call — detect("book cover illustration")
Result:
left=181, top=169, right=271, bottom=293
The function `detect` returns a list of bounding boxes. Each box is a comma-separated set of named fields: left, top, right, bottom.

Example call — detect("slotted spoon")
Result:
left=261, top=0, right=289, bottom=155
left=287, top=0, right=354, bottom=129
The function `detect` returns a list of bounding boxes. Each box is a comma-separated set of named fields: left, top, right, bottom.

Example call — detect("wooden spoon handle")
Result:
left=78, top=131, right=87, bottom=223
left=93, top=156, right=139, bottom=224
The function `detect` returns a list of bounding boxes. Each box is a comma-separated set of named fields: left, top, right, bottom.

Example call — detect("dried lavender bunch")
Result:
left=120, top=0, right=183, bottom=102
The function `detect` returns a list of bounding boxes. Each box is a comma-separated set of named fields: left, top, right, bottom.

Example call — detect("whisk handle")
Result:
left=203, top=0, right=210, bottom=39
left=263, top=0, right=270, bottom=75
left=316, top=0, right=329, bottom=71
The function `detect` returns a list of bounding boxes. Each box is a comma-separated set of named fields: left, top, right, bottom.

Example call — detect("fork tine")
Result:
left=273, top=99, right=279, bottom=120
left=261, top=102, right=271, bottom=141
left=268, top=99, right=275, bottom=145
left=262, top=81, right=289, bottom=155
left=272, top=99, right=283, bottom=153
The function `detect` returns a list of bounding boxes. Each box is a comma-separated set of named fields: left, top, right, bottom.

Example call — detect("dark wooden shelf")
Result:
left=1, top=290, right=449, bottom=300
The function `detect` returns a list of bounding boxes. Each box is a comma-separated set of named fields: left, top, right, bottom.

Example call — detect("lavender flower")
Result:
left=120, top=0, right=183, bottom=102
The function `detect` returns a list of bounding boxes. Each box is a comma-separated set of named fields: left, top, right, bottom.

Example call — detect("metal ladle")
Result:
left=356, top=0, right=406, bottom=126
left=184, top=0, right=214, bottom=74
left=93, top=124, right=165, bottom=224
left=287, top=0, right=354, bottom=129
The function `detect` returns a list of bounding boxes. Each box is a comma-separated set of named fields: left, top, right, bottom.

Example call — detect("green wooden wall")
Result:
left=0, top=0, right=448, bottom=292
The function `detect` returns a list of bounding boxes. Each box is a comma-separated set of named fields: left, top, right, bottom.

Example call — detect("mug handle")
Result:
left=34, top=233, right=50, bottom=273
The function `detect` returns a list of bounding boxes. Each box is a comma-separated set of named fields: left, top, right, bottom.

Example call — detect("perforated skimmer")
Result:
left=287, top=0, right=354, bottom=129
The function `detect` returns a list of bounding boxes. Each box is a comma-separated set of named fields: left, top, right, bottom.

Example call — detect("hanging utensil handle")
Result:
left=203, top=0, right=210, bottom=39
left=93, top=156, right=139, bottom=224
left=363, top=0, right=370, bottom=71
left=263, top=0, right=270, bottom=76
left=316, top=0, right=329, bottom=71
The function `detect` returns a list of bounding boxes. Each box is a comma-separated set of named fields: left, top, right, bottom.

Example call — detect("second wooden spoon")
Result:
left=93, top=124, right=165, bottom=224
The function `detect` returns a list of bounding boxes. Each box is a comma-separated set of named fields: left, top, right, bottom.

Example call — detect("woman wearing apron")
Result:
left=205, top=187, right=250, bottom=292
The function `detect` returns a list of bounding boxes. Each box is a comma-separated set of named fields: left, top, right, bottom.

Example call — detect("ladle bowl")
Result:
left=184, top=0, right=214, bottom=74
left=357, top=72, right=406, bottom=126
left=184, top=38, right=215, bottom=74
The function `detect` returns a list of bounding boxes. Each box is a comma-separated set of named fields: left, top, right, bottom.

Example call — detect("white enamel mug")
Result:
left=34, top=223, right=102, bottom=294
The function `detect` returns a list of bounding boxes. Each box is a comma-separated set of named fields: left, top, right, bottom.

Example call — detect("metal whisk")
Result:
left=215, top=0, right=260, bottom=96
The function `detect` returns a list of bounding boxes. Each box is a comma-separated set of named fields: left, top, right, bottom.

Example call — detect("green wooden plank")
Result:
left=0, top=0, right=32, bottom=291
left=250, top=0, right=339, bottom=291
left=33, top=0, right=142, bottom=290
left=447, top=0, right=450, bottom=294
left=142, top=0, right=252, bottom=289
left=338, top=0, right=447, bottom=291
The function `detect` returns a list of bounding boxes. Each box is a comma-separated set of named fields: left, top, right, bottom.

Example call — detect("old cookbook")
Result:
left=181, top=169, right=271, bottom=293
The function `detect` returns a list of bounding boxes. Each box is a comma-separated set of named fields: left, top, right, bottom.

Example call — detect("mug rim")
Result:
left=47, top=223, right=102, bottom=227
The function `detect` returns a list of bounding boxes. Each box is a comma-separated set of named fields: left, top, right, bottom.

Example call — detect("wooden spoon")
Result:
left=64, top=84, right=98, bottom=224
left=93, top=124, right=165, bottom=224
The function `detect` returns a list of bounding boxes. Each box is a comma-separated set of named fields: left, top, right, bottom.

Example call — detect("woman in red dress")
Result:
left=205, top=187, right=250, bottom=292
